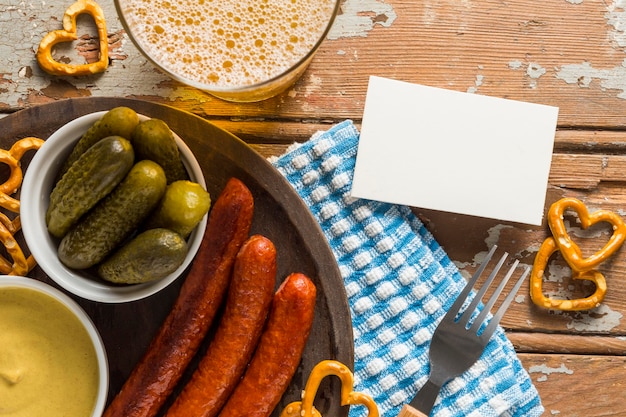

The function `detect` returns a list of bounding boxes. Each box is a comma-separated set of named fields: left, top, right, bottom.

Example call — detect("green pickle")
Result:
left=58, top=107, right=140, bottom=178
left=131, top=118, right=188, bottom=184
left=98, top=228, right=188, bottom=284
left=145, top=180, right=211, bottom=238
left=47, top=136, right=134, bottom=238
left=58, top=160, right=167, bottom=270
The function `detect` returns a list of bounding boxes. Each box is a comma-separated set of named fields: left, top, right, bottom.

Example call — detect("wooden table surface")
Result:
left=2, top=0, right=626, bottom=415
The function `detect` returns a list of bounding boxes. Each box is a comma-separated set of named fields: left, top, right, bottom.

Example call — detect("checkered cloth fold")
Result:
left=270, top=120, right=543, bottom=417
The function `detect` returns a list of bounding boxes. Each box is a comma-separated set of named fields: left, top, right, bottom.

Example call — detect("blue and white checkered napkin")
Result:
left=270, top=120, right=544, bottom=417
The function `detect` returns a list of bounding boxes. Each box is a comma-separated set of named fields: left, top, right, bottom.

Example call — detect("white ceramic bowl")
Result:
left=0, top=276, right=108, bottom=416
left=21, top=111, right=207, bottom=303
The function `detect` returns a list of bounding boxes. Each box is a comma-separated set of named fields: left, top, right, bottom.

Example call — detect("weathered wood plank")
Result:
left=509, top=332, right=626, bottom=355
left=417, top=195, right=626, bottom=335
left=549, top=154, right=626, bottom=189
left=519, top=353, right=626, bottom=416
left=3, top=0, right=626, bottom=412
left=4, top=0, right=626, bottom=129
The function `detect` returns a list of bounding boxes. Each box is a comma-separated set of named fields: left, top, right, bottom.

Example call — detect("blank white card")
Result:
left=351, top=76, right=559, bottom=226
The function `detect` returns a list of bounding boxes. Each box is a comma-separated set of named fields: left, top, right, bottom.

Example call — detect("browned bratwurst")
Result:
left=103, top=177, right=254, bottom=417
left=218, top=272, right=317, bottom=417
left=165, top=234, right=277, bottom=417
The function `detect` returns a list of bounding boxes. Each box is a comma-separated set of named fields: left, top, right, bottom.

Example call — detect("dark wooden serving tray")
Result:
left=0, top=97, right=353, bottom=416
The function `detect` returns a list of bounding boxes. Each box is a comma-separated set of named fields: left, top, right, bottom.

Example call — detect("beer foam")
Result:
left=119, top=0, right=336, bottom=88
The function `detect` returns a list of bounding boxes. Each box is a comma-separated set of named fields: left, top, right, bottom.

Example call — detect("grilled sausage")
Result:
left=165, top=234, right=277, bottom=417
left=218, top=272, right=317, bottom=417
left=103, top=177, right=254, bottom=417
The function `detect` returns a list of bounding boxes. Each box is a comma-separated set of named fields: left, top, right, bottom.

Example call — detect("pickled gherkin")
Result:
left=58, top=107, right=140, bottom=178
left=58, top=160, right=167, bottom=270
left=46, top=136, right=134, bottom=238
left=98, top=228, right=188, bottom=284
left=144, top=180, right=211, bottom=238
left=131, top=118, right=188, bottom=184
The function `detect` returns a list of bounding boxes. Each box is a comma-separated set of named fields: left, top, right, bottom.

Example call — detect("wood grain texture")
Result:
left=2, top=0, right=626, bottom=415
left=2, top=0, right=625, bottom=127
left=520, top=353, right=626, bottom=417
left=396, top=404, right=428, bottom=417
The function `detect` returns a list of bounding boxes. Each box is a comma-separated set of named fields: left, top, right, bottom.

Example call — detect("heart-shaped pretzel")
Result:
left=0, top=138, right=44, bottom=213
left=548, top=197, right=626, bottom=273
left=280, top=360, right=379, bottom=417
left=530, top=237, right=607, bottom=311
left=36, top=0, right=108, bottom=76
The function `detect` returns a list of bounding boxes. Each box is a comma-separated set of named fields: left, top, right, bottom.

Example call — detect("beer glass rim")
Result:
left=114, top=0, right=341, bottom=96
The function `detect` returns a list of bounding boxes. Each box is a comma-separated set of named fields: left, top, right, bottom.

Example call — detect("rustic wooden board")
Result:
left=519, top=353, right=626, bottom=417
left=4, top=0, right=626, bottom=129
left=0, top=97, right=354, bottom=416
left=3, top=0, right=626, bottom=414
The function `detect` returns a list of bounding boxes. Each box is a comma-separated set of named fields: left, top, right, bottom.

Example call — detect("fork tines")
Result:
left=445, top=245, right=530, bottom=341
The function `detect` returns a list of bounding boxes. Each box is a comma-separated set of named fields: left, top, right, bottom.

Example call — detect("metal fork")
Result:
left=397, top=245, right=530, bottom=417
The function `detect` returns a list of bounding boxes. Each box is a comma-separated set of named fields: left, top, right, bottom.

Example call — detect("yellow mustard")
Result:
left=0, top=287, right=99, bottom=416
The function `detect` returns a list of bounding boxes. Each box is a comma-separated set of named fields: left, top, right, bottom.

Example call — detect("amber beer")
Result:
left=115, top=0, right=339, bottom=102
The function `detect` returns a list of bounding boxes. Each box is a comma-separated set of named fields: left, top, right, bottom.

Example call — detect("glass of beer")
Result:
left=114, top=0, right=340, bottom=102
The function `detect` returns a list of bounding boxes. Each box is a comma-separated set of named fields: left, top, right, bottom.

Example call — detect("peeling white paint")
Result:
left=524, top=240, right=543, bottom=255
left=502, top=1, right=626, bottom=98
left=526, top=63, right=546, bottom=89
left=527, top=63, right=547, bottom=79
left=507, top=59, right=542, bottom=87
left=528, top=363, right=574, bottom=383
left=544, top=262, right=569, bottom=284
left=301, top=74, right=324, bottom=97
left=451, top=225, right=512, bottom=271
left=0, top=0, right=177, bottom=107
left=327, top=0, right=397, bottom=40
left=467, top=73, right=484, bottom=94
left=565, top=303, right=623, bottom=332
left=561, top=218, right=614, bottom=240
left=606, top=0, right=626, bottom=48
left=508, top=60, right=523, bottom=70
left=452, top=224, right=538, bottom=282
left=552, top=1, right=626, bottom=99
left=1, top=0, right=380, bottom=107
left=556, top=60, right=626, bottom=99
left=484, top=224, right=514, bottom=253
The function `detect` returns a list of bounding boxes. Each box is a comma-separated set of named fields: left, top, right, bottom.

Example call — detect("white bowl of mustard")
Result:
left=0, top=276, right=108, bottom=417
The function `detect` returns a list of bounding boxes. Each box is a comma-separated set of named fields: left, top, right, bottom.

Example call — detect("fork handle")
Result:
left=397, top=404, right=428, bottom=417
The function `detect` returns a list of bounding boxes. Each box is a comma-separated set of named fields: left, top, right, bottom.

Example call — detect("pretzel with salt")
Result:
left=530, top=197, right=626, bottom=311
left=0, top=137, right=44, bottom=213
left=0, top=137, right=44, bottom=275
left=36, top=0, right=109, bottom=76
left=280, top=360, right=378, bottom=417
left=0, top=220, right=33, bottom=276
